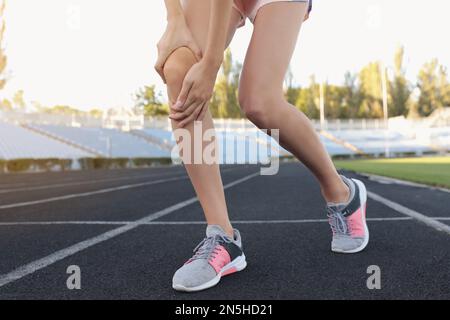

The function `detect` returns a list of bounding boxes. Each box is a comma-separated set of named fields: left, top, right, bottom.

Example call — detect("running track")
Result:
left=0, top=163, right=448, bottom=300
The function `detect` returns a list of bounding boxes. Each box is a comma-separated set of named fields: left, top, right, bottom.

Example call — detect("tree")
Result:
left=324, top=84, right=347, bottom=119
left=389, top=46, right=412, bottom=117
left=407, top=95, right=421, bottom=119
left=0, top=0, right=7, bottom=90
left=31, top=101, right=46, bottom=113
left=359, top=62, right=383, bottom=118
left=42, top=105, right=83, bottom=115
left=417, top=59, right=450, bottom=116
left=341, top=72, right=363, bottom=119
left=285, top=68, right=299, bottom=105
left=134, top=85, right=169, bottom=117
left=438, top=64, right=450, bottom=108
left=210, top=49, right=243, bottom=118
left=0, top=98, right=11, bottom=110
left=295, top=76, right=319, bottom=119
left=89, top=108, right=104, bottom=118
left=137, top=48, right=449, bottom=120
left=12, top=90, right=26, bottom=110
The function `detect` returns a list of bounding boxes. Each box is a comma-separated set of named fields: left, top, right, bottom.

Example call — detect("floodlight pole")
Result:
left=380, top=63, right=390, bottom=157
left=107, top=136, right=112, bottom=158
left=319, top=82, right=325, bottom=130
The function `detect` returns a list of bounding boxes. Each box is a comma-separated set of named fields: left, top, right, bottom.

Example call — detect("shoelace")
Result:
left=190, top=235, right=231, bottom=262
left=327, top=208, right=350, bottom=236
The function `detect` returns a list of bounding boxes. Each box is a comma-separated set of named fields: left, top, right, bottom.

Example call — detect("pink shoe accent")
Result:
left=208, top=245, right=231, bottom=274
left=347, top=202, right=367, bottom=237
left=222, top=267, right=238, bottom=277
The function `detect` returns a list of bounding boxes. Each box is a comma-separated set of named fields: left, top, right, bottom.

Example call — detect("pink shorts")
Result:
left=233, top=0, right=311, bottom=27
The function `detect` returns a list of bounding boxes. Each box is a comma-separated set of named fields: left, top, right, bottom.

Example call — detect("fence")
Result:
left=1, top=111, right=449, bottom=132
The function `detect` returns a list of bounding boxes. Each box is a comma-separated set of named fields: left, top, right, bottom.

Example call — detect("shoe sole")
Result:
left=332, top=178, right=370, bottom=254
left=172, top=254, right=247, bottom=292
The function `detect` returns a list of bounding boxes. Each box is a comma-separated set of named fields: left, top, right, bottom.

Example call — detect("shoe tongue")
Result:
left=206, top=225, right=228, bottom=239
left=327, top=203, right=347, bottom=212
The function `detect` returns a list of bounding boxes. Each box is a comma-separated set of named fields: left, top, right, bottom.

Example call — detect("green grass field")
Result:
left=334, top=157, right=450, bottom=189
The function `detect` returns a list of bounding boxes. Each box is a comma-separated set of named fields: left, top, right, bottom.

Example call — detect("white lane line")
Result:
left=0, top=171, right=186, bottom=194
left=0, top=175, right=189, bottom=210
left=0, top=170, right=182, bottom=190
left=0, top=166, right=186, bottom=186
left=0, top=166, right=241, bottom=194
left=0, top=217, right=411, bottom=226
left=363, top=172, right=450, bottom=194
left=3, top=217, right=450, bottom=227
left=145, top=217, right=449, bottom=224
left=0, top=221, right=129, bottom=226
left=0, top=171, right=260, bottom=289
left=368, top=191, right=450, bottom=235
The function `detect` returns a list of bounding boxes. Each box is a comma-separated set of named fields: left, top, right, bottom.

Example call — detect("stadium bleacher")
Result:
left=0, top=116, right=448, bottom=162
left=141, top=129, right=175, bottom=146
left=319, top=135, right=356, bottom=156
left=32, top=125, right=171, bottom=158
left=325, top=129, right=434, bottom=155
left=138, top=128, right=284, bottom=164
left=0, top=121, right=91, bottom=160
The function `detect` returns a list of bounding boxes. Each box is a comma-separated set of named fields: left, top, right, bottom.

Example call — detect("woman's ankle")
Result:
left=222, top=225, right=235, bottom=239
left=207, top=221, right=234, bottom=238
left=321, top=180, right=351, bottom=204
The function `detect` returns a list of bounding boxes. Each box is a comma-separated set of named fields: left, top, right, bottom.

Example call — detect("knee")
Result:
left=163, top=59, right=185, bottom=90
left=239, top=89, right=276, bottom=128
left=163, top=47, right=197, bottom=103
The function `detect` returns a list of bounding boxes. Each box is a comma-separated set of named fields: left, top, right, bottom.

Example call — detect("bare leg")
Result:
left=163, top=0, right=242, bottom=237
left=239, top=2, right=350, bottom=203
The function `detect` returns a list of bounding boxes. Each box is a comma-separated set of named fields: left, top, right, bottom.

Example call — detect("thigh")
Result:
left=240, top=2, right=309, bottom=95
left=181, top=0, right=242, bottom=52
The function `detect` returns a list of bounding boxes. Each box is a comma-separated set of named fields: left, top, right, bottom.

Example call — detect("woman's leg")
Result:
left=239, top=2, right=349, bottom=204
left=163, top=0, right=242, bottom=237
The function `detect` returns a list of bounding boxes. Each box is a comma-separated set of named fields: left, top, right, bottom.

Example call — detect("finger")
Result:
left=197, top=102, right=209, bottom=121
left=170, top=111, right=190, bottom=121
left=169, top=110, right=188, bottom=121
left=187, top=41, right=203, bottom=62
left=170, top=99, right=200, bottom=121
left=174, top=79, right=194, bottom=110
left=172, top=93, right=196, bottom=115
left=190, top=103, right=203, bottom=121
left=195, top=102, right=207, bottom=121
left=170, top=101, right=196, bottom=120
left=179, top=107, right=202, bottom=128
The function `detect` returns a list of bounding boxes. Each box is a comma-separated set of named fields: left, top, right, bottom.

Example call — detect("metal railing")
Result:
left=1, top=111, right=449, bottom=131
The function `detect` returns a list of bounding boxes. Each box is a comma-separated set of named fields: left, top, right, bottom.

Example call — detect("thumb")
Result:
left=175, top=78, right=193, bottom=111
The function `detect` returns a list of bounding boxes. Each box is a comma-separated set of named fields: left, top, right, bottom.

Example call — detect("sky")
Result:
left=2, top=0, right=450, bottom=110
